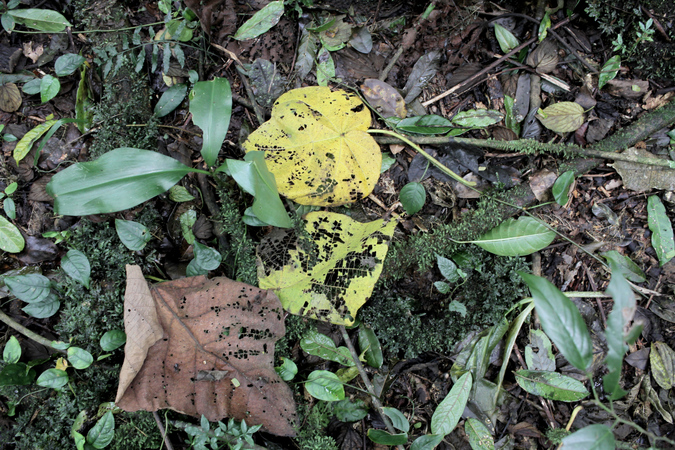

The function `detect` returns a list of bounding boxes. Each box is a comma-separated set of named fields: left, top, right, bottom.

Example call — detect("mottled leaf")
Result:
left=465, top=418, right=494, bottom=450
left=233, top=1, right=284, bottom=41
left=515, top=370, right=589, bottom=401
left=647, top=195, right=675, bottom=266
left=0, top=215, right=24, bottom=253
left=536, top=102, right=585, bottom=133
left=361, top=79, right=406, bottom=119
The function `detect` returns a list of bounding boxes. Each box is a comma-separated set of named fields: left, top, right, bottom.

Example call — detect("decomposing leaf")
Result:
left=515, top=370, right=589, bottom=401
left=319, top=15, right=352, bottom=51
left=243, top=87, right=381, bottom=206
left=526, top=39, right=558, bottom=74
left=295, top=29, right=318, bottom=81
left=0, top=83, right=22, bottom=112
left=403, top=50, right=441, bottom=103
left=606, top=79, right=649, bottom=100
left=361, top=79, right=406, bottom=119
left=257, top=211, right=396, bottom=325
left=536, top=102, right=585, bottom=133
left=349, top=26, right=372, bottom=54
left=116, top=265, right=296, bottom=436
left=650, top=341, right=675, bottom=390
left=241, top=59, right=286, bottom=109
left=610, top=147, right=675, bottom=192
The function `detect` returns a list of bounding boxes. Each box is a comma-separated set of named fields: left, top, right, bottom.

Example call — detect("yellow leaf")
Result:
left=535, top=102, right=585, bottom=133
left=243, top=87, right=381, bottom=206
left=13, top=119, right=57, bottom=163
left=257, top=211, right=397, bottom=325
left=55, top=357, right=69, bottom=371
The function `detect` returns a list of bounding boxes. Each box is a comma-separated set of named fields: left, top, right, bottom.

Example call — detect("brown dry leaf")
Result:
left=606, top=79, right=649, bottom=100
left=529, top=169, right=557, bottom=201
left=0, top=83, right=22, bottom=112
left=610, top=147, right=675, bottom=192
left=22, top=42, right=43, bottom=63
left=183, top=0, right=236, bottom=44
left=116, top=265, right=297, bottom=436
left=360, top=79, right=406, bottom=119
left=526, top=39, right=559, bottom=74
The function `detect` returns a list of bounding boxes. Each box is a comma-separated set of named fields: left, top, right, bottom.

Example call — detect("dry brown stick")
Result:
left=153, top=411, right=175, bottom=450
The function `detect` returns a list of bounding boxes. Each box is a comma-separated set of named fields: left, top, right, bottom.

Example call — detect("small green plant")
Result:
left=180, top=416, right=262, bottom=450
left=612, top=18, right=655, bottom=57
left=0, top=0, right=71, bottom=33
left=0, top=181, right=17, bottom=219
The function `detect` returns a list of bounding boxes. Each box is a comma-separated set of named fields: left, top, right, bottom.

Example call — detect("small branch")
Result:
left=0, top=309, right=66, bottom=354
left=153, top=411, right=174, bottom=450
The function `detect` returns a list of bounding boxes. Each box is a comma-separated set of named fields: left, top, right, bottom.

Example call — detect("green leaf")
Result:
left=155, top=83, right=188, bottom=118
left=40, top=75, right=60, bottom=103
left=36, top=368, right=69, bottom=389
left=2, top=13, right=15, bottom=32
left=493, top=23, right=519, bottom=53
left=515, top=370, right=589, bottom=401
left=13, top=119, right=58, bottom=163
left=4, top=197, right=16, bottom=219
left=381, top=153, right=396, bottom=173
left=179, top=209, right=196, bottom=245
left=168, top=184, right=195, bottom=202
left=396, top=115, right=454, bottom=134
left=0, top=363, right=35, bottom=386
left=431, top=372, right=472, bottom=436
left=22, top=78, right=41, bottom=95
left=67, top=347, right=94, bottom=370
left=448, top=300, right=467, bottom=317
left=410, top=434, right=444, bottom=450
left=381, top=407, right=410, bottom=433
left=295, top=29, right=318, bottom=80
left=233, top=1, right=284, bottom=41
left=650, top=341, right=675, bottom=390
left=0, top=215, right=24, bottom=253
left=46, top=148, right=195, bottom=215
left=3, top=336, right=21, bottom=364
left=367, top=429, right=408, bottom=445
left=451, top=109, right=504, bottom=128
left=305, top=370, right=345, bottom=401
left=87, top=411, right=115, bottom=449
left=55, top=54, right=85, bottom=77
left=536, top=102, right=585, bottom=133
left=465, top=418, right=494, bottom=450
left=22, top=293, right=60, bottom=318
left=5, top=274, right=51, bottom=303
left=190, top=78, right=232, bottom=167
left=537, top=11, right=551, bottom=41
left=647, top=195, right=675, bottom=266
left=100, top=330, right=126, bottom=352
left=300, top=330, right=354, bottom=366
left=7, top=8, right=72, bottom=32
left=520, top=272, right=592, bottom=371
left=316, top=46, right=335, bottom=87
left=598, top=55, right=621, bottom=90
left=334, top=398, right=368, bottom=422
left=473, top=216, right=555, bottom=256
left=400, top=182, right=426, bottom=215
left=61, top=249, right=91, bottom=288
left=552, top=171, right=574, bottom=206
left=115, top=219, right=151, bottom=251
left=274, top=356, right=297, bottom=381
left=601, top=250, right=646, bottom=283
left=186, top=242, right=222, bottom=276
left=358, top=325, right=383, bottom=369
left=76, top=63, right=94, bottom=133
left=437, top=255, right=461, bottom=283
left=560, top=424, right=615, bottom=450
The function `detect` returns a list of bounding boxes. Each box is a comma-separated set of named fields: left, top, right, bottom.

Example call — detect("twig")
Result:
left=153, top=411, right=174, bottom=450
left=379, top=46, right=405, bottom=82
left=0, top=309, right=66, bottom=354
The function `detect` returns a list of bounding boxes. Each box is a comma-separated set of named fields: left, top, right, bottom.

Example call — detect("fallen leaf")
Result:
left=22, top=42, right=43, bottom=63
left=610, top=147, right=675, bottom=192
left=606, top=79, right=649, bottom=100
left=536, top=102, right=585, bottom=133
left=361, top=79, right=406, bottom=119
left=0, top=83, right=22, bottom=112
left=116, top=265, right=297, bottom=436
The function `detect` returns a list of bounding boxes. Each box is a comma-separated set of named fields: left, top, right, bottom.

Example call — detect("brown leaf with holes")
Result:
left=116, top=265, right=297, bottom=436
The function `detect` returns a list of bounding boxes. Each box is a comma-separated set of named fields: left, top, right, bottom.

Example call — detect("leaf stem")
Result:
left=0, top=309, right=66, bottom=354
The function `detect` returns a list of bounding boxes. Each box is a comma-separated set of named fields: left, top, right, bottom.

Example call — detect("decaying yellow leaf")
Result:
left=243, top=86, right=381, bottom=206
left=257, top=211, right=397, bottom=325
left=360, top=79, right=407, bottom=119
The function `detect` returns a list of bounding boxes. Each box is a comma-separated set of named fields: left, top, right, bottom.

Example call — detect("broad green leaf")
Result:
left=431, top=372, right=472, bottom=436
left=168, top=185, right=195, bottom=202
left=13, top=119, right=58, bottom=163
left=493, top=23, right=519, bottom=53
left=437, top=255, right=461, bottom=283
left=3, top=336, right=21, bottom=364
left=382, top=407, right=410, bottom=433
left=2, top=13, right=15, bottom=33
left=603, top=262, right=634, bottom=399
left=316, top=46, right=335, bottom=87
left=274, top=356, right=297, bottom=381
left=100, top=330, right=126, bottom=352
left=538, top=11, right=551, bottom=41
left=61, top=249, right=91, bottom=288
left=186, top=242, right=222, bottom=276
left=258, top=211, right=396, bottom=325
left=155, top=83, right=188, bottom=117
left=0, top=363, right=35, bottom=386
left=243, top=87, right=380, bottom=206
left=67, top=347, right=94, bottom=370
left=598, top=55, right=621, bottom=90
left=300, top=330, right=354, bottom=366
left=233, top=1, right=284, bottom=41
left=560, top=424, right=615, bottom=450
left=600, top=250, right=646, bottom=283
left=4, top=197, right=16, bottom=219
left=524, top=329, right=555, bottom=372
left=410, top=434, right=443, bottom=450
left=115, top=219, right=151, bottom=251
left=647, top=195, right=675, bottom=266
left=51, top=341, right=71, bottom=351
left=179, top=209, right=197, bottom=244
left=451, top=110, right=504, bottom=128
left=367, top=429, right=408, bottom=445
left=76, top=63, right=94, bottom=133
left=358, top=325, right=383, bottom=368
left=5, top=274, right=51, bottom=303
left=473, top=216, right=555, bottom=256
left=381, top=153, right=396, bottom=173
left=228, top=151, right=293, bottom=228
left=46, top=148, right=195, bottom=215
left=536, top=102, right=585, bottom=133
left=552, top=170, right=574, bottom=206
left=190, top=78, right=232, bottom=167
left=650, top=341, right=675, bottom=390
left=396, top=115, right=454, bottom=134
left=7, top=9, right=72, bottom=32
left=0, top=215, right=24, bottom=252
left=400, top=182, right=426, bottom=215
left=22, top=78, right=41, bottom=95
left=87, top=411, right=115, bottom=449
left=520, top=273, right=593, bottom=371
left=319, top=16, right=352, bottom=51
left=465, top=418, right=494, bottom=450
left=22, top=293, right=60, bottom=318
left=305, top=370, right=345, bottom=401
left=36, top=368, right=68, bottom=389
left=448, top=300, right=467, bottom=317
left=55, top=53, right=85, bottom=77
left=335, top=365, right=359, bottom=383
left=40, top=75, right=60, bottom=103
left=435, top=280, right=450, bottom=294
left=334, top=398, right=368, bottom=422
left=515, top=370, right=589, bottom=401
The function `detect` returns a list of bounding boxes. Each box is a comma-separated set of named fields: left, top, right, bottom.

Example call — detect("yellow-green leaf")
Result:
left=0, top=83, right=22, bottom=112
left=536, top=102, right=585, bottom=133
left=243, top=87, right=381, bottom=206
left=257, top=211, right=396, bottom=325
left=13, top=119, right=57, bottom=163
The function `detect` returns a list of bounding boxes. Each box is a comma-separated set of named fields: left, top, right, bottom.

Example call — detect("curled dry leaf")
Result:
left=526, top=40, right=559, bottom=74
left=116, top=265, right=297, bottom=436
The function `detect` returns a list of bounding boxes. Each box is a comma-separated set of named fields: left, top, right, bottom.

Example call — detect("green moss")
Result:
left=295, top=402, right=338, bottom=450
